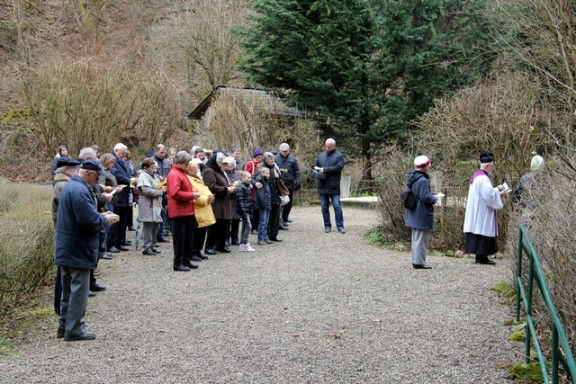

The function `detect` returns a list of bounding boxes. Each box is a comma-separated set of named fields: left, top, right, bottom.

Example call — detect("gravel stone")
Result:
left=0, top=206, right=521, bottom=383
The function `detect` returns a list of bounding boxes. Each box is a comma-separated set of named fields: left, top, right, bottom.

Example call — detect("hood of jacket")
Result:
left=406, top=169, right=428, bottom=187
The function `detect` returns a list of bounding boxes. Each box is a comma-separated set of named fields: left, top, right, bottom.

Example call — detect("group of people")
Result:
left=404, top=151, right=546, bottom=269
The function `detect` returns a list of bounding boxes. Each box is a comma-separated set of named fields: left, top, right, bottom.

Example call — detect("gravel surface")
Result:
left=0, top=205, right=521, bottom=383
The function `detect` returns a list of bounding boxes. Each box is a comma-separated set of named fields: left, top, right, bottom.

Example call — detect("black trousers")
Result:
left=171, top=216, right=197, bottom=268
left=206, top=218, right=230, bottom=251
left=192, top=226, right=208, bottom=256
left=281, top=189, right=295, bottom=222
left=269, top=204, right=280, bottom=240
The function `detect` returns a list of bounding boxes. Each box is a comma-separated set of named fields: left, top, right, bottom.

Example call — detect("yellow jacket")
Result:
left=187, top=174, right=216, bottom=228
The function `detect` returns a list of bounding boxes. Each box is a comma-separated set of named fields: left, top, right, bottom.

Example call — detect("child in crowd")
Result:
left=254, top=167, right=273, bottom=245
left=236, top=171, right=255, bottom=252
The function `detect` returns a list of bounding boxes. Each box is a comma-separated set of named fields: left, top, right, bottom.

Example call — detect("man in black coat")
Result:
left=275, top=143, right=301, bottom=226
left=314, top=138, right=346, bottom=233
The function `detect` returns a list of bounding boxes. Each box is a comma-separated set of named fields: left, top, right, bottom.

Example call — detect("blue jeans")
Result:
left=258, top=208, right=270, bottom=240
left=319, top=194, right=344, bottom=229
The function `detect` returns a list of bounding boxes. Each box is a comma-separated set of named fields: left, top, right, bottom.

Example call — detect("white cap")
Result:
left=279, top=143, right=290, bottom=151
left=414, top=155, right=431, bottom=169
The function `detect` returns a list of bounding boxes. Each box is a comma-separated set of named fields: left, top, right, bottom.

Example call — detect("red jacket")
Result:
left=167, top=165, right=195, bottom=218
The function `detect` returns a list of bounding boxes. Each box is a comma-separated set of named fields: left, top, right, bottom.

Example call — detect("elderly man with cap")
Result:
left=55, top=159, right=118, bottom=341
left=275, top=143, right=301, bottom=227
left=52, top=157, right=81, bottom=315
left=405, top=155, right=437, bottom=269
left=463, top=152, right=506, bottom=265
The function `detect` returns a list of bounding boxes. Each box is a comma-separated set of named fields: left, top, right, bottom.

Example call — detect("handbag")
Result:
left=277, top=178, right=290, bottom=196
left=279, top=195, right=290, bottom=206
left=312, top=169, right=327, bottom=180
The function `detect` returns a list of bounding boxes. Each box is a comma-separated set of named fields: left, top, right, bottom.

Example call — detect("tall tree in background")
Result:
left=241, top=0, right=493, bottom=179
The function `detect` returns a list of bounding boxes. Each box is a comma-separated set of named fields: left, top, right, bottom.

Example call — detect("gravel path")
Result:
left=0, top=205, right=521, bottom=383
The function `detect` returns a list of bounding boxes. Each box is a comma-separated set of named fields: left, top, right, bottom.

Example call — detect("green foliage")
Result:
left=365, top=227, right=389, bottom=247
left=507, top=362, right=545, bottom=383
left=241, top=0, right=494, bottom=179
left=493, top=281, right=515, bottom=298
left=511, top=331, right=526, bottom=341
left=0, top=179, right=54, bottom=308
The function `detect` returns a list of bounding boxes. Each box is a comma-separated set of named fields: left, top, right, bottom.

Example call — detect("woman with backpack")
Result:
left=404, top=155, right=437, bottom=269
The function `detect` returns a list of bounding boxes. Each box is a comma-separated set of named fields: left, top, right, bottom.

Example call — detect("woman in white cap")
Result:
left=405, top=155, right=437, bottom=269
left=463, top=152, right=506, bottom=265
left=512, top=155, right=545, bottom=209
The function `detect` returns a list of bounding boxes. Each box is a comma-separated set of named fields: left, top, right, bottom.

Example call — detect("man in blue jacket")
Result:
left=55, top=159, right=118, bottom=341
left=404, top=155, right=438, bottom=269
left=314, top=138, right=346, bottom=233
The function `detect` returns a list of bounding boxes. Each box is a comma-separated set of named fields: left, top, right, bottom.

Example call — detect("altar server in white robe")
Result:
left=463, top=152, right=506, bottom=265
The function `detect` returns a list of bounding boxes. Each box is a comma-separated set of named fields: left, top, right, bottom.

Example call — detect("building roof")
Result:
left=187, top=86, right=301, bottom=120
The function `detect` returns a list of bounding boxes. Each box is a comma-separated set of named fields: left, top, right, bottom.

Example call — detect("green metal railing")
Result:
left=516, top=224, right=576, bottom=383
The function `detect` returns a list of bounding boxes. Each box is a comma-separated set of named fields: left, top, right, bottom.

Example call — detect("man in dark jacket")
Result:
left=110, top=143, right=132, bottom=250
left=55, top=159, right=118, bottom=341
left=152, top=144, right=172, bottom=243
left=314, top=138, right=346, bottom=233
left=404, top=155, right=437, bottom=269
left=275, top=143, right=301, bottom=226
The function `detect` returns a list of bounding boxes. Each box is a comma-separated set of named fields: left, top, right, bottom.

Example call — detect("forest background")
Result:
left=1, top=0, right=576, bottom=360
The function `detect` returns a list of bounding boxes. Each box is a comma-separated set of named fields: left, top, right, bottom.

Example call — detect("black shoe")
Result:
left=475, top=259, right=496, bottom=265
left=142, top=249, right=155, bottom=255
left=205, top=249, right=218, bottom=255
left=191, top=256, right=203, bottom=262
left=64, top=332, right=96, bottom=341
left=231, top=241, right=240, bottom=246
left=99, top=253, right=113, bottom=260
left=56, top=329, right=65, bottom=339
left=173, top=265, right=191, bottom=272
left=279, top=226, right=289, bottom=230
left=270, top=238, right=283, bottom=242
left=215, top=247, right=231, bottom=253
left=128, top=226, right=136, bottom=231
left=412, top=264, right=432, bottom=269
left=121, top=240, right=132, bottom=246
left=152, top=248, right=162, bottom=254
left=157, top=237, right=170, bottom=243
left=107, top=246, right=120, bottom=253
left=90, top=284, right=106, bottom=292
left=88, top=291, right=97, bottom=297
left=338, top=228, right=346, bottom=234
left=184, top=262, right=199, bottom=269
left=116, top=245, right=129, bottom=252
left=197, top=253, right=209, bottom=260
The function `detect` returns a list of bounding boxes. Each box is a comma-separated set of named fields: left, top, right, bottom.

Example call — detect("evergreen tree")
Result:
left=241, top=0, right=493, bottom=179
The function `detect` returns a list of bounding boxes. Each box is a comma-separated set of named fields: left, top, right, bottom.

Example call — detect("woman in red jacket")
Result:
left=167, top=151, right=199, bottom=271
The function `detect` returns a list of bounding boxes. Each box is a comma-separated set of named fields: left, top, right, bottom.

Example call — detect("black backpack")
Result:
left=401, top=182, right=418, bottom=210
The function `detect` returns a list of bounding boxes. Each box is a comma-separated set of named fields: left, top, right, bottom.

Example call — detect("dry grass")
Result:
left=0, top=179, right=54, bottom=308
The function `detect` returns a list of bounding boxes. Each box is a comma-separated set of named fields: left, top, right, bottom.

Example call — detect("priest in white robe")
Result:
left=463, top=152, right=505, bottom=265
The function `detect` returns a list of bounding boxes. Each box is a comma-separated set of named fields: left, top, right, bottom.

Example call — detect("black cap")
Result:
left=56, top=157, right=81, bottom=168
left=480, top=152, right=494, bottom=164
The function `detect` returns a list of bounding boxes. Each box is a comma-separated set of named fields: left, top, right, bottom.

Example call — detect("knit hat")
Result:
left=279, top=143, right=290, bottom=151
left=480, top=152, right=494, bottom=164
left=530, top=155, right=545, bottom=171
left=414, top=155, right=431, bottom=169
left=253, top=148, right=263, bottom=157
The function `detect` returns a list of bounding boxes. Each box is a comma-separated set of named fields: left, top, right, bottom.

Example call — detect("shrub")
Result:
left=507, top=158, right=576, bottom=354
left=0, top=179, right=54, bottom=308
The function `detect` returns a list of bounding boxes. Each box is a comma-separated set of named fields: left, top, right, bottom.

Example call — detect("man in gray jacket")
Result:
left=404, top=155, right=437, bottom=269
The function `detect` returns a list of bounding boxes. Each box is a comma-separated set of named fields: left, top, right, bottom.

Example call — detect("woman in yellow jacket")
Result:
left=186, top=158, right=216, bottom=261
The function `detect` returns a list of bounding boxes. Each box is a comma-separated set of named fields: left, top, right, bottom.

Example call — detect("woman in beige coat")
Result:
left=187, top=159, right=216, bottom=261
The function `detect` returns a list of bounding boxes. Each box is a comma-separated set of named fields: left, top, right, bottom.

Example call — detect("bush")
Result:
left=507, top=158, right=576, bottom=353
left=0, top=179, right=54, bottom=308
